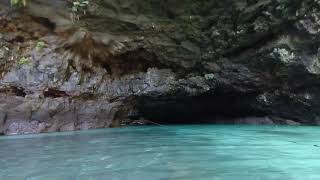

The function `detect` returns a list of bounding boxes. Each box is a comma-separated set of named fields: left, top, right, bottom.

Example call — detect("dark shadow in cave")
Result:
left=133, top=91, right=266, bottom=124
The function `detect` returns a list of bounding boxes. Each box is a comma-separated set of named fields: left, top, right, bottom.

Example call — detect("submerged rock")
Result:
left=0, top=0, right=320, bottom=134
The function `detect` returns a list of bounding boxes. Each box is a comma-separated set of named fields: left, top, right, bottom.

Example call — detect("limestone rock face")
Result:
left=0, top=0, right=320, bottom=134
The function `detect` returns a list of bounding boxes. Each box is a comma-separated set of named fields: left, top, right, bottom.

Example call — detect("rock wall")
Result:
left=1, top=0, right=320, bottom=134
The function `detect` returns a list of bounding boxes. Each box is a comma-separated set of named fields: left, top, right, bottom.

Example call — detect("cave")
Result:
left=134, top=90, right=267, bottom=124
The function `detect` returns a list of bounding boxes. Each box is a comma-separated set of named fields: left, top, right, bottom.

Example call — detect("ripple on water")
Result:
left=0, top=125, right=320, bottom=180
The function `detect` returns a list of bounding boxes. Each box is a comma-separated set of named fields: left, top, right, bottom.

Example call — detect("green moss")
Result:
left=18, top=57, right=30, bottom=65
left=35, top=41, right=46, bottom=51
left=18, top=57, right=30, bottom=66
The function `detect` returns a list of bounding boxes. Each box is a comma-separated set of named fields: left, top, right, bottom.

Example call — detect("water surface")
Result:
left=1, top=125, right=320, bottom=180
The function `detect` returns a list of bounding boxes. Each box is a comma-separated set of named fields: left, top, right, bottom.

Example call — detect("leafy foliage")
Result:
left=10, top=0, right=27, bottom=6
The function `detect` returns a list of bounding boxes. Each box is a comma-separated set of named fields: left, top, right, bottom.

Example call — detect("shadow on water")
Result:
left=254, top=130, right=305, bottom=136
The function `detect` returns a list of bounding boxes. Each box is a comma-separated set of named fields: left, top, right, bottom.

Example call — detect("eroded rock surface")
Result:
left=0, top=0, right=320, bottom=134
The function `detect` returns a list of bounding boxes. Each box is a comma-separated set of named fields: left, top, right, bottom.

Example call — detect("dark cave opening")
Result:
left=134, top=91, right=267, bottom=124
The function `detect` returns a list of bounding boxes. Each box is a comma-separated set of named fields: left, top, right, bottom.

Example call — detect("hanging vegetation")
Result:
left=10, top=0, right=27, bottom=6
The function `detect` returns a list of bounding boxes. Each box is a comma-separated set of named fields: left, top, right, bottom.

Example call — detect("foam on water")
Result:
left=1, top=125, right=320, bottom=180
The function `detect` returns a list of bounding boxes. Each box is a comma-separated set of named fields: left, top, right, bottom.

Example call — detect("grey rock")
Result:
left=0, top=95, right=124, bottom=135
left=5, top=121, right=47, bottom=135
left=285, top=120, right=301, bottom=126
left=0, top=47, right=8, bottom=59
left=233, top=117, right=275, bottom=125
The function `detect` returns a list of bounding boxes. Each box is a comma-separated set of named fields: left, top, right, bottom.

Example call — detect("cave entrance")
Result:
left=133, top=91, right=266, bottom=124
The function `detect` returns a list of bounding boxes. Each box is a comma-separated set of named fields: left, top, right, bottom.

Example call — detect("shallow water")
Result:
left=1, top=125, right=320, bottom=180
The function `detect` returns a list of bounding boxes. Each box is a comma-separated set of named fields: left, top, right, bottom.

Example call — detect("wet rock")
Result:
left=233, top=117, right=275, bottom=125
left=0, top=111, right=6, bottom=134
left=284, top=120, right=301, bottom=126
left=59, top=122, right=76, bottom=132
left=0, top=111, right=6, bottom=124
left=270, top=117, right=302, bottom=126
left=5, top=121, right=47, bottom=135
left=0, top=95, right=124, bottom=135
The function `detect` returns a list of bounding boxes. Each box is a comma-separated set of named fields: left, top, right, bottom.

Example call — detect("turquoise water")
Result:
left=1, top=125, right=320, bottom=180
